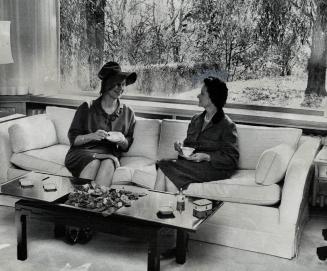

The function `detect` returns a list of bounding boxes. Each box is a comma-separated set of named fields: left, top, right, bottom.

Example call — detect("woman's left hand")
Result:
left=107, top=131, right=126, bottom=144
left=187, top=152, right=210, bottom=163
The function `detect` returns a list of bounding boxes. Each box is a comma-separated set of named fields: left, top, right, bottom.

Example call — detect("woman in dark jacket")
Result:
left=155, top=76, right=239, bottom=193
left=65, top=62, right=137, bottom=187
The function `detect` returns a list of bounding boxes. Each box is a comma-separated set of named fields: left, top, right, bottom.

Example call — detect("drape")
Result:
left=0, top=0, right=58, bottom=95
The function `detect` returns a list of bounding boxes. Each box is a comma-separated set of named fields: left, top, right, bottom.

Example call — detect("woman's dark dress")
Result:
left=65, top=97, right=136, bottom=177
left=157, top=109, right=239, bottom=190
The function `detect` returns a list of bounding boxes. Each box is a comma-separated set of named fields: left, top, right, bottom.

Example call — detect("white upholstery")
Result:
left=8, top=114, right=58, bottom=153
left=46, top=106, right=76, bottom=145
left=255, top=144, right=295, bottom=185
left=186, top=170, right=281, bottom=205
left=112, top=167, right=133, bottom=185
left=119, top=157, right=157, bottom=187
left=132, top=166, right=157, bottom=189
left=236, top=124, right=302, bottom=169
left=157, top=119, right=189, bottom=160
left=123, top=118, right=161, bottom=160
left=190, top=202, right=299, bottom=259
left=10, top=144, right=71, bottom=177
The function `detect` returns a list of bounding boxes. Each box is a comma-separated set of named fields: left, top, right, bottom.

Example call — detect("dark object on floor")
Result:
left=317, top=246, right=327, bottom=260
left=323, top=229, right=327, bottom=240
left=317, top=228, right=327, bottom=260
left=160, top=247, right=176, bottom=260
left=64, top=226, right=94, bottom=245
left=78, top=227, right=94, bottom=244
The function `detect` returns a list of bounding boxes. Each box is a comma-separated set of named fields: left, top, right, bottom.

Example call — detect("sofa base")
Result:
left=190, top=203, right=310, bottom=259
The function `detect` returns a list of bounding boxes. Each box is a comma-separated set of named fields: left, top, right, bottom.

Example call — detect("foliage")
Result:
left=59, top=0, right=324, bottom=101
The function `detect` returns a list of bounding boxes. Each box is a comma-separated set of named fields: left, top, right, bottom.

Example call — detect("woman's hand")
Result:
left=108, top=132, right=126, bottom=144
left=187, top=152, right=210, bottom=163
left=91, top=129, right=108, bottom=141
left=174, top=141, right=183, bottom=154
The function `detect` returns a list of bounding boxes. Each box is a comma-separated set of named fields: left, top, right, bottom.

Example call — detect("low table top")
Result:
left=3, top=172, right=222, bottom=232
left=105, top=190, right=222, bottom=231
left=1, top=172, right=74, bottom=202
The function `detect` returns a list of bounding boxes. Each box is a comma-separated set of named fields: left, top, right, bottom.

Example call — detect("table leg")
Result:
left=16, top=212, right=27, bottom=260
left=148, top=229, right=160, bottom=271
left=176, top=229, right=188, bottom=264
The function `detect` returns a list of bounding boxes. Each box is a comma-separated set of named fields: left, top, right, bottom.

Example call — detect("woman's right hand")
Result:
left=174, top=141, right=183, bottom=154
left=91, top=129, right=108, bottom=141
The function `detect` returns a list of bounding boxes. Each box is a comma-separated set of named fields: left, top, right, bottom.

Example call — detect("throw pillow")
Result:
left=9, top=114, right=58, bottom=153
left=255, top=144, right=295, bottom=185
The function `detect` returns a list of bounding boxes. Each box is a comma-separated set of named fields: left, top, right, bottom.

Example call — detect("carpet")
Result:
left=0, top=206, right=327, bottom=271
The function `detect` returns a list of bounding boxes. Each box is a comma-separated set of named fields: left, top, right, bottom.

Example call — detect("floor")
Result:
left=0, top=205, right=327, bottom=271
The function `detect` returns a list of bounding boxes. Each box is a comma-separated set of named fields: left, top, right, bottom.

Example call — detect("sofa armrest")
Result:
left=279, top=136, right=321, bottom=226
left=0, top=120, right=18, bottom=183
left=0, top=115, right=45, bottom=184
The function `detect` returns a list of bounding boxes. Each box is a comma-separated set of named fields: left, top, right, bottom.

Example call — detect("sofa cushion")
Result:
left=8, top=114, right=58, bottom=153
left=46, top=106, right=76, bottom=145
left=118, top=157, right=157, bottom=188
left=185, top=170, right=281, bottom=205
left=123, top=118, right=161, bottom=161
left=112, top=167, right=133, bottom=186
left=158, top=119, right=189, bottom=160
left=131, top=166, right=157, bottom=189
left=10, top=144, right=71, bottom=177
left=255, top=144, right=295, bottom=185
left=237, top=125, right=302, bottom=169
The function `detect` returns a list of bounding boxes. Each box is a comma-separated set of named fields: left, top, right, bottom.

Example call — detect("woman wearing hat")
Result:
left=65, top=62, right=137, bottom=187
left=155, top=76, right=239, bottom=193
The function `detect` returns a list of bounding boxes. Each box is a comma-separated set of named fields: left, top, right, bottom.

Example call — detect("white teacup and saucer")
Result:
left=179, top=147, right=195, bottom=159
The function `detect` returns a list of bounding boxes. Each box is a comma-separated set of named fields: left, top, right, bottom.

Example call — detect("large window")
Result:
left=59, top=0, right=326, bottom=111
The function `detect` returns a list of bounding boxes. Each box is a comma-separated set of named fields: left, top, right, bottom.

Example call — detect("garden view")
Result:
left=60, top=0, right=327, bottom=110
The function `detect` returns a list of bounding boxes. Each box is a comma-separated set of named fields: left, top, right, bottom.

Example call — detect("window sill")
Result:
left=5, top=93, right=327, bottom=133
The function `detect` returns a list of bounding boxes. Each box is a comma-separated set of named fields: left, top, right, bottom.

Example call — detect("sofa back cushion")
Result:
left=157, top=119, right=189, bottom=160
left=237, top=125, right=302, bottom=169
left=255, top=144, right=295, bottom=185
left=46, top=106, right=76, bottom=145
left=123, top=118, right=161, bottom=160
left=8, top=114, right=58, bottom=153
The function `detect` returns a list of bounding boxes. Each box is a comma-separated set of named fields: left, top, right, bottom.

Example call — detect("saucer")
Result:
left=106, top=132, right=121, bottom=143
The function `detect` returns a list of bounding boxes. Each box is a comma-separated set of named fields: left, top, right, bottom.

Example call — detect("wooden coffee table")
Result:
left=2, top=172, right=223, bottom=271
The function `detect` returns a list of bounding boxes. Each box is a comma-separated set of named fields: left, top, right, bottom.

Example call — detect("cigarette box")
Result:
left=193, top=199, right=212, bottom=218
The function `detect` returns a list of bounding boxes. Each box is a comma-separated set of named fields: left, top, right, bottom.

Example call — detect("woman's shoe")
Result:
left=64, top=226, right=80, bottom=245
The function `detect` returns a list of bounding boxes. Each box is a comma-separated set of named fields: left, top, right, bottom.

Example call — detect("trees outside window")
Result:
left=60, top=0, right=327, bottom=110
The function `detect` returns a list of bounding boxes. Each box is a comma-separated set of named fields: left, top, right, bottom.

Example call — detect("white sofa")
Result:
left=0, top=106, right=321, bottom=259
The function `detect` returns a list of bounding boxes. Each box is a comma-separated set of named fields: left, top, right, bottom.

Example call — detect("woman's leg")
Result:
left=94, top=159, right=115, bottom=186
left=154, top=168, right=166, bottom=191
left=79, top=159, right=101, bottom=180
left=165, top=177, right=179, bottom=193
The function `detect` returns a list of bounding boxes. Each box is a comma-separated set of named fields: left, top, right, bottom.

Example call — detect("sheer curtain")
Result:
left=0, top=0, right=59, bottom=95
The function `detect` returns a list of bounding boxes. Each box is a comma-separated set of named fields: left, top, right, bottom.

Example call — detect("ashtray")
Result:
left=158, top=206, right=173, bottom=215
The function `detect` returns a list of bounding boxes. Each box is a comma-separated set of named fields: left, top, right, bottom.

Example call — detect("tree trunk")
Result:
left=305, top=17, right=327, bottom=96
left=86, top=0, right=105, bottom=90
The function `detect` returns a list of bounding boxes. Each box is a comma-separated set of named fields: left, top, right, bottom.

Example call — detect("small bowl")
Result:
left=181, top=147, right=195, bottom=157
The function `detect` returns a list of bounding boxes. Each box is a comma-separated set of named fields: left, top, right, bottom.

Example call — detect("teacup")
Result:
left=181, top=147, right=195, bottom=157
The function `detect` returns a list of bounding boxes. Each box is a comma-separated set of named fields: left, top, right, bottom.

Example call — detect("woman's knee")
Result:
left=100, top=159, right=115, bottom=171
left=80, top=159, right=101, bottom=179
